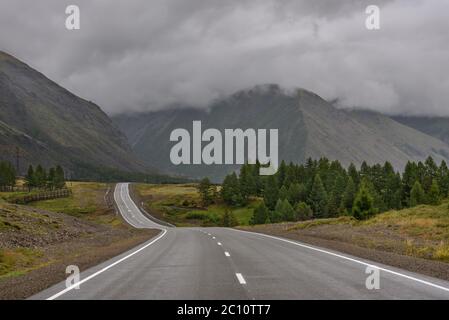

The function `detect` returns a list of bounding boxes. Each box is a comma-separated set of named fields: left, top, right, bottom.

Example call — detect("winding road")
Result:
left=31, top=183, right=449, bottom=300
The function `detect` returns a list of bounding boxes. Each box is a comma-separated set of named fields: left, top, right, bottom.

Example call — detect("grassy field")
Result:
left=29, top=182, right=121, bottom=226
left=244, top=201, right=449, bottom=263
left=134, top=183, right=259, bottom=227
left=0, top=182, right=111, bottom=279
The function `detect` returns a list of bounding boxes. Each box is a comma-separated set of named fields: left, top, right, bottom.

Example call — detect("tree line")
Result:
left=25, top=164, right=66, bottom=190
left=197, top=156, right=449, bottom=224
left=0, top=161, right=16, bottom=189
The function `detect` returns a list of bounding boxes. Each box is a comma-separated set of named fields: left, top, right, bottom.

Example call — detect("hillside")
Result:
left=392, top=115, right=449, bottom=146
left=0, top=51, right=147, bottom=179
left=114, top=84, right=449, bottom=181
left=0, top=182, right=158, bottom=299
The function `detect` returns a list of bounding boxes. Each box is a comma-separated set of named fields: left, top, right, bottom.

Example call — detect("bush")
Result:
left=295, top=202, right=313, bottom=221
left=222, top=209, right=238, bottom=227
left=185, top=212, right=208, bottom=220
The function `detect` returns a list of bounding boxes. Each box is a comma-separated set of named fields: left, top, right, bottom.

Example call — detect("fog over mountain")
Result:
left=1, top=0, right=448, bottom=115
left=113, top=85, right=449, bottom=181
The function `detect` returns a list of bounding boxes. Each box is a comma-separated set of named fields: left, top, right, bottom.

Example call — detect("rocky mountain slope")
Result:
left=114, top=84, right=449, bottom=181
left=0, top=51, right=147, bottom=178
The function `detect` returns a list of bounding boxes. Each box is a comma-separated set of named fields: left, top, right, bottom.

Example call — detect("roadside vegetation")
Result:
left=135, top=156, right=449, bottom=270
left=30, top=181, right=121, bottom=226
left=136, top=156, right=449, bottom=230
left=134, top=183, right=258, bottom=227
left=243, top=201, right=449, bottom=264
left=217, top=156, right=449, bottom=224
left=0, top=171, right=157, bottom=299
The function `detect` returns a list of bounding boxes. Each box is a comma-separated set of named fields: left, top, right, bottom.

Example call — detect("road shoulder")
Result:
left=238, top=225, right=449, bottom=282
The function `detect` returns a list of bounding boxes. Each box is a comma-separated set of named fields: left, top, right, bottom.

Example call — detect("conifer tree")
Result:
left=278, top=185, right=288, bottom=201
left=427, top=179, right=441, bottom=205
left=287, top=182, right=303, bottom=205
left=263, top=175, right=279, bottom=210
left=250, top=202, right=270, bottom=225
left=54, top=165, right=66, bottom=189
left=409, top=180, right=425, bottom=207
left=295, top=202, right=313, bottom=221
left=352, top=182, right=375, bottom=220
left=308, top=174, right=328, bottom=218
left=25, top=165, right=35, bottom=190
left=341, top=177, right=356, bottom=213
left=280, top=199, right=295, bottom=221
left=197, top=177, right=214, bottom=206
left=221, top=173, right=242, bottom=206
left=222, top=209, right=238, bottom=227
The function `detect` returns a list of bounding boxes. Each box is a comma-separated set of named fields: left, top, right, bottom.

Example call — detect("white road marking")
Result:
left=236, top=273, right=246, bottom=285
left=208, top=233, right=211, bottom=236
left=217, top=242, right=222, bottom=246
left=225, top=252, right=230, bottom=257
left=231, top=229, right=449, bottom=293
left=212, top=236, right=216, bottom=239
left=48, top=183, right=167, bottom=300
left=47, top=228, right=167, bottom=300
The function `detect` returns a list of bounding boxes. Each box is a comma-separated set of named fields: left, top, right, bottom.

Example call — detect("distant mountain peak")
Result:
left=113, top=86, right=449, bottom=181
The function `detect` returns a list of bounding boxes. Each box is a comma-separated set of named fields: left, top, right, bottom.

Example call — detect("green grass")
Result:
left=31, top=196, right=97, bottom=216
left=0, top=190, right=40, bottom=202
left=30, top=182, right=106, bottom=218
left=136, top=183, right=260, bottom=227
left=0, top=248, right=44, bottom=278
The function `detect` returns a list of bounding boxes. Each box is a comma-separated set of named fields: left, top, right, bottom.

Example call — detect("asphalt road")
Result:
left=31, top=183, right=449, bottom=300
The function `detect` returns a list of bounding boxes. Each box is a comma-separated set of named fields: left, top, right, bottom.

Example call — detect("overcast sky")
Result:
left=1, top=0, right=448, bottom=115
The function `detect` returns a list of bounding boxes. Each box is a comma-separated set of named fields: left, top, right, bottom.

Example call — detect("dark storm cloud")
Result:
left=0, top=0, right=448, bottom=115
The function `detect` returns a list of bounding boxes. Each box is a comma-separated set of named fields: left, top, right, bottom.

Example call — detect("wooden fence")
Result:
left=0, top=186, right=31, bottom=192
left=9, top=189, right=72, bottom=204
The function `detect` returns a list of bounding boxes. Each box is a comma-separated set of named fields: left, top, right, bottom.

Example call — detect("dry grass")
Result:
left=246, top=201, right=449, bottom=264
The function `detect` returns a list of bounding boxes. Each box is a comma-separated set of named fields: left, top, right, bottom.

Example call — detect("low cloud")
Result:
left=0, top=0, right=448, bottom=116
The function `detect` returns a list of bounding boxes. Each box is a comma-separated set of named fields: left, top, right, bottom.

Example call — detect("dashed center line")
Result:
left=217, top=242, right=222, bottom=246
left=224, top=251, right=230, bottom=257
left=212, top=236, right=216, bottom=239
left=235, top=273, right=246, bottom=285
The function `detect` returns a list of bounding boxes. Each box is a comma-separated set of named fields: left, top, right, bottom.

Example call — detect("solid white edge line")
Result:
left=48, top=183, right=167, bottom=300
left=235, top=273, right=246, bottom=285
left=47, top=228, right=167, bottom=300
left=225, top=252, right=230, bottom=257
left=231, top=228, right=449, bottom=294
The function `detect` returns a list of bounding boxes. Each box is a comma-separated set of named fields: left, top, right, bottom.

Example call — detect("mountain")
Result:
left=0, top=51, right=148, bottom=179
left=392, top=115, right=449, bottom=146
left=113, top=84, right=449, bottom=182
